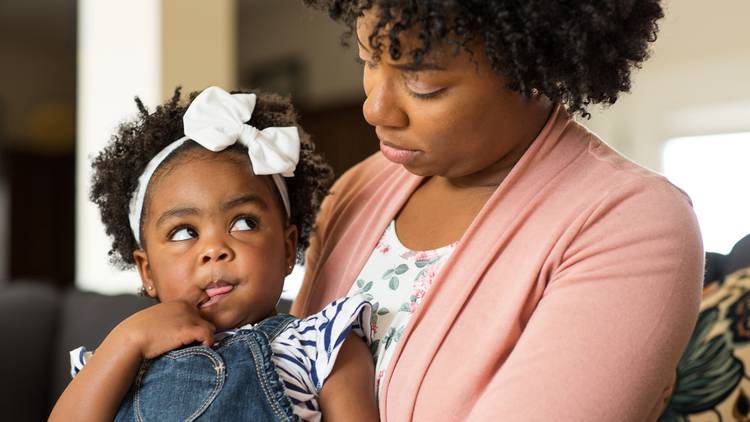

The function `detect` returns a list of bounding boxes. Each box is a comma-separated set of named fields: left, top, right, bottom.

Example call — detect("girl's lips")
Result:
left=200, top=285, right=234, bottom=309
left=379, top=141, right=421, bottom=165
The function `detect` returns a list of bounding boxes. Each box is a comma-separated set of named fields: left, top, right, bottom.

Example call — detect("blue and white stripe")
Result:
left=267, top=296, right=372, bottom=421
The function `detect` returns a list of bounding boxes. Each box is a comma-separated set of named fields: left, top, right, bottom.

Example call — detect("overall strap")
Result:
left=254, top=314, right=297, bottom=341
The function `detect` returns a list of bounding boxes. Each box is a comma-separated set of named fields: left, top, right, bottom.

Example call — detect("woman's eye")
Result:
left=231, top=217, right=258, bottom=232
left=170, top=227, right=197, bottom=241
left=407, top=86, right=446, bottom=100
left=355, top=56, right=377, bottom=70
left=404, top=76, right=446, bottom=99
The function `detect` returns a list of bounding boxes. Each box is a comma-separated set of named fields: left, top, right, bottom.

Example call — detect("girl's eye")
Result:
left=230, top=217, right=258, bottom=232
left=170, top=227, right=197, bottom=241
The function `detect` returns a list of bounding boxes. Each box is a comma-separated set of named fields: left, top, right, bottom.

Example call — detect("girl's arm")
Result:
left=49, top=301, right=215, bottom=422
left=318, top=332, right=379, bottom=422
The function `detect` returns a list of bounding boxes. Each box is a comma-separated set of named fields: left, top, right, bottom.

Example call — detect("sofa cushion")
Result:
left=0, top=282, right=60, bottom=421
left=662, top=266, right=750, bottom=421
left=662, top=234, right=750, bottom=421
left=50, top=289, right=153, bottom=404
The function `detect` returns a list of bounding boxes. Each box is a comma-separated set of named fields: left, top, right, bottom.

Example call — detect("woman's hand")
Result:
left=112, top=301, right=216, bottom=360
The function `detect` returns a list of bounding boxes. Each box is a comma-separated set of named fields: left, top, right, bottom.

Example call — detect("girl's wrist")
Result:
left=108, top=318, right=149, bottom=359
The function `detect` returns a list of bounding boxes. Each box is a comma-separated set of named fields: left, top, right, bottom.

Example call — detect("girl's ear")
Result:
left=284, top=224, right=299, bottom=274
left=133, top=249, right=158, bottom=298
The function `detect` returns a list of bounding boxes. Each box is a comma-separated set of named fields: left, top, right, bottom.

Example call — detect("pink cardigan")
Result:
left=293, top=106, right=703, bottom=421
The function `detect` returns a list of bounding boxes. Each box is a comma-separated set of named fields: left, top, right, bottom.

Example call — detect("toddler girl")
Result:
left=50, top=86, right=378, bottom=422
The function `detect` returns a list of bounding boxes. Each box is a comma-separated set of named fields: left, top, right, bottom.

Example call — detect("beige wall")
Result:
left=76, top=0, right=238, bottom=293
left=162, top=0, right=237, bottom=100
left=584, top=0, right=750, bottom=171
left=238, top=0, right=361, bottom=107
left=239, top=0, right=750, bottom=172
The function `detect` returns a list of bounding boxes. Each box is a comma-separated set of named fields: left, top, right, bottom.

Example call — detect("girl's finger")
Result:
left=191, top=324, right=215, bottom=348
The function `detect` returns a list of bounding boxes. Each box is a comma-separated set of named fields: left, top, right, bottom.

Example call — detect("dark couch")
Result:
left=0, top=282, right=291, bottom=421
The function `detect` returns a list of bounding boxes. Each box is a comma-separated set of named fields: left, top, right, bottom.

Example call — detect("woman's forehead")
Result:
left=355, top=9, right=466, bottom=66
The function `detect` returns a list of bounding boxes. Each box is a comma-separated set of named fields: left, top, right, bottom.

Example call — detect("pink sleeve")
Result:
left=466, top=180, right=704, bottom=421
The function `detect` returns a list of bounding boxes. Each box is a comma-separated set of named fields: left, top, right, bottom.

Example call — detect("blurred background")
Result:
left=0, top=0, right=748, bottom=295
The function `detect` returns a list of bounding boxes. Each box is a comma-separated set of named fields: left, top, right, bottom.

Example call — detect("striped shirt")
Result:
left=70, top=296, right=372, bottom=422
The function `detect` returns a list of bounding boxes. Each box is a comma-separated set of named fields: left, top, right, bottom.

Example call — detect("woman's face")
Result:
left=133, top=149, right=297, bottom=330
left=356, top=11, right=551, bottom=184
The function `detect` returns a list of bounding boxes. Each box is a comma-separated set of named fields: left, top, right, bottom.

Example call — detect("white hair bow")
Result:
left=127, top=86, right=300, bottom=246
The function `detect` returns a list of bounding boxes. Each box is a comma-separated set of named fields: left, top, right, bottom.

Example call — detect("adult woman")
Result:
left=292, top=1, right=703, bottom=420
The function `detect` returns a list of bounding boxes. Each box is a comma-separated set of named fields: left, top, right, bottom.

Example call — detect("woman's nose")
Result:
left=362, top=72, right=408, bottom=129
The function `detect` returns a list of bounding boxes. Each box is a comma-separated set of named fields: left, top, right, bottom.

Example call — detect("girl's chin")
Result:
left=207, top=312, right=264, bottom=331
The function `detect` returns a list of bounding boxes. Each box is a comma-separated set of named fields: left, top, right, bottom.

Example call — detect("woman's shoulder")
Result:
left=562, top=123, right=692, bottom=208
left=551, top=127, right=701, bottom=249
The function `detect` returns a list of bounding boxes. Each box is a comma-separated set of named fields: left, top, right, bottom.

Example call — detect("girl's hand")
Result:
left=50, top=301, right=215, bottom=422
left=111, top=301, right=216, bottom=359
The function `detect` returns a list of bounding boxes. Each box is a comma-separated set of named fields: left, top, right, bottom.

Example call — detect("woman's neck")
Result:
left=443, top=98, right=554, bottom=190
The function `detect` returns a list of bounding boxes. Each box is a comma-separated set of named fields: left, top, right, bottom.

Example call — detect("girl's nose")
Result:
left=362, top=72, right=408, bottom=129
left=200, top=236, right=234, bottom=264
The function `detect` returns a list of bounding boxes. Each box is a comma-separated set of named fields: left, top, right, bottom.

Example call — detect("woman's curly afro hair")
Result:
left=304, top=0, right=664, bottom=117
left=90, top=87, right=334, bottom=269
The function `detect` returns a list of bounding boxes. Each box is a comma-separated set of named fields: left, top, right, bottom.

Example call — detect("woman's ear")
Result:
left=133, top=249, right=158, bottom=298
left=284, top=224, right=299, bottom=274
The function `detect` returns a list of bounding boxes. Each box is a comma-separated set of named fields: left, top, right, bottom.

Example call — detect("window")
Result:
left=662, top=132, right=750, bottom=254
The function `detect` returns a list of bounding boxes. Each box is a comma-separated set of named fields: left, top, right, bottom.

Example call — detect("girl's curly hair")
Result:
left=304, top=0, right=663, bottom=118
left=90, top=87, right=334, bottom=269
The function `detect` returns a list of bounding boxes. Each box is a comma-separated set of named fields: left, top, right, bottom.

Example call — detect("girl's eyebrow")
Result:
left=356, top=34, right=446, bottom=71
left=155, top=207, right=199, bottom=228
left=154, top=195, right=268, bottom=228
left=222, top=194, right=269, bottom=211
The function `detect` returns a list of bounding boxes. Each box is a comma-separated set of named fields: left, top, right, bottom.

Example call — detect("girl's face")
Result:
left=133, top=148, right=297, bottom=330
left=356, top=11, right=552, bottom=185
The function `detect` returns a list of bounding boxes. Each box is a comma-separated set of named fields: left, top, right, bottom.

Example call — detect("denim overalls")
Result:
left=115, top=314, right=300, bottom=422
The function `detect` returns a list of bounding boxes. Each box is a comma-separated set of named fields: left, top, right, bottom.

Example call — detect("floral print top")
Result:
left=346, top=220, right=457, bottom=394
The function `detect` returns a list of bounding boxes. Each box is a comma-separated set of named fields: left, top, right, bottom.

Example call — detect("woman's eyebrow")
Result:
left=392, top=62, right=446, bottom=72
left=357, top=35, right=446, bottom=71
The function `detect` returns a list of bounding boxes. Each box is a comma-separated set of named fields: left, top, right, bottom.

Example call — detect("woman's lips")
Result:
left=200, top=284, right=234, bottom=309
left=379, top=141, right=421, bottom=165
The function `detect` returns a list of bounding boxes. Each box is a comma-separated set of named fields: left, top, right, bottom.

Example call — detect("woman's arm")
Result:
left=49, top=301, right=215, bottom=422
left=465, top=182, right=704, bottom=421
left=319, top=332, right=378, bottom=422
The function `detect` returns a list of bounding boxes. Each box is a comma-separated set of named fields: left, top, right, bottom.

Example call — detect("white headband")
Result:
left=128, top=86, right=300, bottom=246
